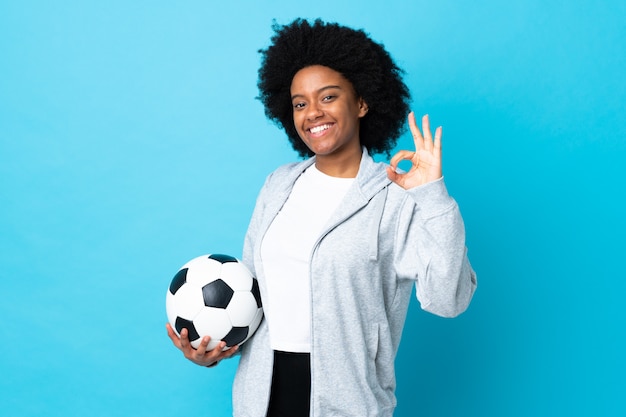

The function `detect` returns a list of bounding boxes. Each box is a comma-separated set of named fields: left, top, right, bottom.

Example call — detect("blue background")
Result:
left=1, top=1, right=624, bottom=416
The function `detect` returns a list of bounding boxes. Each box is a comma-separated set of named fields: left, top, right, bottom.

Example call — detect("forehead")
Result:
left=290, top=65, right=355, bottom=93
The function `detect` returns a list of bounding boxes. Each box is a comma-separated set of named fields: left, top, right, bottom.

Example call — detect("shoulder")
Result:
left=356, top=151, right=396, bottom=199
left=260, top=158, right=314, bottom=191
left=268, top=160, right=305, bottom=179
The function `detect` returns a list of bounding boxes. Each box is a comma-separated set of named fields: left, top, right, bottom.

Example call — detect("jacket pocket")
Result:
left=366, top=322, right=396, bottom=407
left=367, top=322, right=380, bottom=361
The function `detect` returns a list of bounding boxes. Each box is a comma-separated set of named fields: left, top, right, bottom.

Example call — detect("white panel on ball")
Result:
left=172, top=283, right=205, bottom=319
left=220, top=262, right=254, bottom=291
left=183, top=257, right=223, bottom=286
left=227, top=292, right=260, bottom=326
left=192, top=307, right=233, bottom=350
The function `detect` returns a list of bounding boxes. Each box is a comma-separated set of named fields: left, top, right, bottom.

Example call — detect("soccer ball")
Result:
left=166, top=254, right=263, bottom=351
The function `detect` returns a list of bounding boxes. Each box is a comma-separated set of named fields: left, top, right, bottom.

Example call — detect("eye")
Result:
left=322, top=95, right=335, bottom=102
left=293, top=102, right=306, bottom=109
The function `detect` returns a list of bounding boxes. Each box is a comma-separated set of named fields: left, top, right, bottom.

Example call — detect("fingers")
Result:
left=179, top=329, right=207, bottom=356
left=421, top=114, right=433, bottom=152
left=194, top=335, right=212, bottom=355
left=221, top=345, right=239, bottom=360
left=178, top=327, right=192, bottom=351
left=408, top=112, right=424, bottom=150
left=212, top=342, right=238, bottom=359
left=386, top=165, right=403, bottom=186
left=387, top=149, right=417, bottom=188
left=205, top=344, right=239, bottom=368
left=433, top=126, right=442, bottom=159
left=166, top=323, right=182, bottom=349
left=389, top=149, right=415, bottom=172
left=409, top=113, right=442, bottom=154
left=203, top=341, right=238, bottom=367
left=167, top=322, right=240, bottom=367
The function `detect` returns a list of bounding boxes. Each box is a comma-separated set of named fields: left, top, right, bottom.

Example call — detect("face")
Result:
left=290, top=65, right=368, bottom=158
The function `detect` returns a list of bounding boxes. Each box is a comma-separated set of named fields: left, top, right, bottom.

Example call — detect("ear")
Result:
left=358, top=98, right=369, bottom=118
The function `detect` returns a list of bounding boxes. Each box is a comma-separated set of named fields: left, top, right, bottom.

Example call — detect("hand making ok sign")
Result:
left=386, top=112, right=443, bottom=189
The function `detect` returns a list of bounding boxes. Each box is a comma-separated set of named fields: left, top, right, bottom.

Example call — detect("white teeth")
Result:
left=310, top=124, right=330, bottom=134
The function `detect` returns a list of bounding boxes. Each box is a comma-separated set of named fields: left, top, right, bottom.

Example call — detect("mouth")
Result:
left=308, top=123, right=333, bottom=136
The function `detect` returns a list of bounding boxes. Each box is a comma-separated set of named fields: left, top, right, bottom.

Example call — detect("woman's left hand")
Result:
left=386, top=112, right=442, bottom=189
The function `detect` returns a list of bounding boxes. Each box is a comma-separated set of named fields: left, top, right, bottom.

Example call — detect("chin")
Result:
left=309, top=146, right=337, bottom=157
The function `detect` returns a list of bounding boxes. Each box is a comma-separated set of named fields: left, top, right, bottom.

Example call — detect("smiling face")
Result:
left=290, top=65, right=368, bottom=166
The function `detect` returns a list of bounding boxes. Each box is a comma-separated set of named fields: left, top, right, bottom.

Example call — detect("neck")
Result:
left=314, top=146, right=362, bottom=178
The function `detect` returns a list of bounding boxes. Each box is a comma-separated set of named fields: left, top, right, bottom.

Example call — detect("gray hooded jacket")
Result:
left=233, top=149, right=477, bottom=416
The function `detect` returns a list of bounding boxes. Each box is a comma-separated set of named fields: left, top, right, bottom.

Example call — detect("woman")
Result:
left=167, top=18, right=477, bottom=417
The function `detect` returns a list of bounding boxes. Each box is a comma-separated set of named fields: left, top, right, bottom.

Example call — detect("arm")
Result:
left=389, top=113, right=476, bottom=317
left=395, top=179, right=476, bottom=317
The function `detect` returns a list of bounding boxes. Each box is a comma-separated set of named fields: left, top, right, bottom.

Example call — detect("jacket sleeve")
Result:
left=393, top=177, right=477, bottom=317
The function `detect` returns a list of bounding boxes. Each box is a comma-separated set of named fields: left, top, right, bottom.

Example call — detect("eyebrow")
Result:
left=291, top=85, right=342, bottom=101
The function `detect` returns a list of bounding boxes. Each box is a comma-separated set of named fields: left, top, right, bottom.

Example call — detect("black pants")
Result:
left=266, top=350, right=311, bottom=417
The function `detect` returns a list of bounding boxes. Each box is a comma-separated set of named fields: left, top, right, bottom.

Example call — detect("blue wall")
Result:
left=1, top=1, right=624, bottom=416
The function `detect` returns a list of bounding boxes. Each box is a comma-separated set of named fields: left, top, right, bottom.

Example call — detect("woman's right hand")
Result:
left=166, top=322, right=239, bottom=367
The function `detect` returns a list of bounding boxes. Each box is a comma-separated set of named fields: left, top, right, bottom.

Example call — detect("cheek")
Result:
left=292, top=112, right=306, bottom=133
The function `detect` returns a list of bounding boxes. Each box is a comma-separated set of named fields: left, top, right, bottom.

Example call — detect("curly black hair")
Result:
left=257, top=18, right=411, bottom=158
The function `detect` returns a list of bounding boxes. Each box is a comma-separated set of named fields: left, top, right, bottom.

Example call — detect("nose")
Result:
left=306, top=102, right=323, bottom=120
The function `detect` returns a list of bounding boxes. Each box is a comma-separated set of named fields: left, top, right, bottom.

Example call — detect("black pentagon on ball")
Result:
left=202, top=279, right=234, bottom=308
left=175, top=317, right=200, bottom=341
left=251, top=278, right=262, bottom=308
left=208, top=254, right=238, bottom=263
left=222, top=327, right=249, bottom=347
left=169, top=268, right=188, bottom=295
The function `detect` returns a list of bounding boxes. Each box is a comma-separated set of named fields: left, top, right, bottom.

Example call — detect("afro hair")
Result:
left=257, top=18, right=411, bottom=157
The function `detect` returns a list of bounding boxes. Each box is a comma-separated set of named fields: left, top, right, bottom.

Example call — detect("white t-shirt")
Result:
left=260, top=164, right=354, bottom=352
